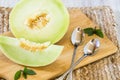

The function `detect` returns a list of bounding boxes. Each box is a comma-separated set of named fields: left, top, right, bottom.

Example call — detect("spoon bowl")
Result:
left=71, top=27, right=84, bottom=46
left=84, top=38, right=100, bottom=55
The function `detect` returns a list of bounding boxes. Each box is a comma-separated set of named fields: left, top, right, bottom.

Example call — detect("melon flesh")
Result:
left=9, top=0, right=69, bottom=43
left=0, top=36, right=63, bottom=67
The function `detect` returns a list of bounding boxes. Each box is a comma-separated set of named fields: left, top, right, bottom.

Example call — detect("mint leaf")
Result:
left=95, top=29, right=104, bottom=38
left=84, top=27, right=104, bottom=38
left=14, top=67, right=36, bottom=80
left=14, top=70, right=22, bottom=80
left=23, top=71, right=27, bottom=79
left=23, top=67, right=27, bottom=79
left=84, top=28, right=94, bottom=36
left=22, top=67, right=36, bottom=79
left=24, top=67, right=36, bottom=75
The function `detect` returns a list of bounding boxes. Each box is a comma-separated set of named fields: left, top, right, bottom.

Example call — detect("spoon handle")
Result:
left=71, top=46, right=78, bottom=67
left=66, top=46, right=77, bottom=80
left=55, top=54, right=87, bottom=80
left=70, top=54, right=87, bottom=70
left=55, top=46, right=78, bottom=80
left=66, top=54, right=87, bottom=77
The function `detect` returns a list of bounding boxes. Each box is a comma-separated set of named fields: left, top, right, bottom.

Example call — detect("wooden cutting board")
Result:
left=0, top=8, right=117, bottom=80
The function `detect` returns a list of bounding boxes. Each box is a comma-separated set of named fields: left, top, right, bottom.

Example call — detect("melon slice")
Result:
left=0, top=36, right=63, bottom=67
left=9, top=0, right=69, bottom=43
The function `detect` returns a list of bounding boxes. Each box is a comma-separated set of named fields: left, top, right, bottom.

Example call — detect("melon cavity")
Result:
left=9, top=0, right=69, bottom=43
left=0, top=36, right=63, bottom=67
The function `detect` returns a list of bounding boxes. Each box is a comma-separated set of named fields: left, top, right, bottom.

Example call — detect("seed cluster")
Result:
left=27, top=13, right=49, bottom=29
left=20, top=39, right=48, bottom=52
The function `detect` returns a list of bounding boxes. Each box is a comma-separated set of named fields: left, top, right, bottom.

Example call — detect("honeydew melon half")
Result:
left=9, top=0, right=69, bottom=43
left=0, top=36, right=63, bottom=67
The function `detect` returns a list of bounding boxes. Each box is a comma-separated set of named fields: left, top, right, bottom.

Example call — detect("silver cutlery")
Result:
left=66, top=27, right=84, bottom=80
left=55, top=38, right=100, bottom=80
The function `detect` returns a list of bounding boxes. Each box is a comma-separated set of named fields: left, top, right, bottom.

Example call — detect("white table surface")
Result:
left=0, top=0, right=119, bottom=11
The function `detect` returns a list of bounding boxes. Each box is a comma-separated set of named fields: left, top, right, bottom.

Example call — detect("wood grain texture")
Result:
left=0, top=8, right=117, bottom=80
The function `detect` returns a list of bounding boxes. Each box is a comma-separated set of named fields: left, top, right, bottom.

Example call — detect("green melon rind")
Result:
left=9, top=0, right=69, bottom=44
left=0, top=36, right=63, bottom=67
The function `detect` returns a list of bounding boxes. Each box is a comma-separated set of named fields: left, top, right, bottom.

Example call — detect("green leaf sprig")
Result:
left=83, top=27, right=104, bottom=38
left=14, top=67, right=36, bottom=80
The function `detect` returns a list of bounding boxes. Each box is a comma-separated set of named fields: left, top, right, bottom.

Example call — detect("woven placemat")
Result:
left=0, top=6, right=120, bottom=80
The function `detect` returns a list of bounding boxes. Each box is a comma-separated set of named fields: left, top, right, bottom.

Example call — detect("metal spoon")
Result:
left=55, top=27, right=84, bottom=80
left=66, top=27, right=84, bottom=80
left=55, top=38, right=100, bottom=80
